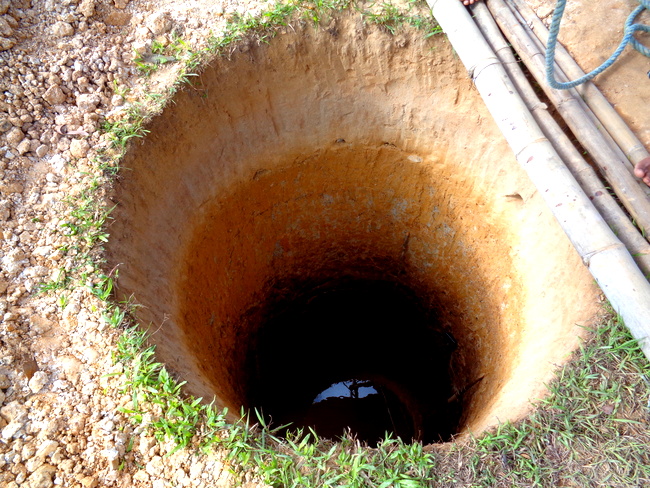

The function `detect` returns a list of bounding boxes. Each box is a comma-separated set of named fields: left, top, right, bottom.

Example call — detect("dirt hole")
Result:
left=106, top=14, right=599, bottom=445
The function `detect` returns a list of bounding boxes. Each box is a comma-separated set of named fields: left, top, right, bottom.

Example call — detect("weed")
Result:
left=112, top=80, right=130, bottom=98
left=360, top=1, right=441, bottom=36
left=102, top=103, right=150, bottom=151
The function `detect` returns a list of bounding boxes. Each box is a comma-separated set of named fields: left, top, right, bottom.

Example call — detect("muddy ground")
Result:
left=0, top=0, right=648, bottom=487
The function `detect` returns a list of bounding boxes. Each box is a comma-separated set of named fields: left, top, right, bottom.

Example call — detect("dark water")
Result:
left=301, top=378, right=416, bottom=446
left=246, top=278, right=461, bottom=445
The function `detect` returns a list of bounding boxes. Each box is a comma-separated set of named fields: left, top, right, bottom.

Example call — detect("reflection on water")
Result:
left=301, top=377, right=417, bottom=446
left=313, top=379, right=378, bottom=403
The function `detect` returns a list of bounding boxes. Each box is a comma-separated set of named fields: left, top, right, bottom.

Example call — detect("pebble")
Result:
left=35, top=144, right=49, bottom=157
left=1, top=401, right=28, bottom=424
left=2, top=421, right=25, bottom=440
left=52, top=22, right=74, bottom=38
left=1, top=249, right=27, bottom=277
left=35, top=440, right=59, bottom=459
left=26, top=464, right=55, bottom=488
left=56, top=356, right=82, bottom=384
left=25, top=454, right=45, bottom=473
left=111, top=94, right=124, bottom=107
left=75, top=93, right=99, bottom=112
left=0, top=118, right=12, bottom=132
left=0, top=16, right=12, bottom=37
left=5, top=127, right=24, bottom=147
left=0, top=200, right=10, bottom=221
left=78, top=0, right=95, bottom=19
left=0, top=36, right=15, bottom=51
left=28, top=372, right=49, bottom=394
left=16, top=139, right=31, bottom=155
left=102, top=448, right=120, bottom=470
left=146, top=11, right=173, bottom=36
left=42, top=85, right=66, bottom=105
left=69, top=138, right=89, bottom=158
left=79, top=475, right=98, bottom=488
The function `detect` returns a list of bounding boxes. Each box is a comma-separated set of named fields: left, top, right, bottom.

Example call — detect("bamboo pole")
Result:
left=486, top=0, right=650, bottom=239
left=426, top=0, right=650, bottom=359
left=470, top=1, right=650, bottom=276
left=504, top=0, right=650, bottom=199
left=509, top=0, right=650, bottom=173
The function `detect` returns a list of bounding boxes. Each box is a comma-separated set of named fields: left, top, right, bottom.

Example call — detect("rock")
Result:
left=0, top=200, right=10, bottom=220
left=35, top=440, right=59, bottom=458
left=138, top=435, right=156, bottom=456
left=58, top=459, right=74, bottom=474
left=35, top=144, right=49, bottom=157
left=28, top=371, right=49, bottom=394
left=76, top=93, right=100, bottom=112
left=16, top=138, right=31, bottom=155
left=30, top=315, right=54, bottom=334
left=25, top=455, right=45, bottom=473
left=1, top=249, right=27, bottom=277
left=42, top=85, right=66, bottom=105
left=133, top=470, right=149, bottom=483
left=0, top=373, right=10, bottom=388
left=102, top=448, right=120, bottom=470
left=100, top=418, right=115, bottom=432
left=78, top=0, right=95, bottom=18
left=1, top=420, right=24, bottom=440
left=57, top=356, right=82, bottom=384
left=0, top=181, right=23, bottom=193
left=69, top=138, right=90, bottom=158
left=62, top=302, right=80, bottom=330
left=52, top=22, right=74, bottom=38
left=82, top=346, right=99, bottom=363
left=146, top=11, right=173, bottom=36
left=79, top=475, right=98, bottom=488
left=114, top=0, right=129, bottom=9
left=5, top=127, right=24, bottom=147
left=0, top=389, right=5, bottom=406
left=0, top=0, right=9, bottom=15
left=0, top=36, right=14, bottom=51
left=26, top=464, right=55, bottom=488
left=146, top=455, right=165, bottom=477
left=0, top=118, right=11, bottom=132
left=0, top=16, right=12, bottom=37
left=1, top=401, right=28, bottom=422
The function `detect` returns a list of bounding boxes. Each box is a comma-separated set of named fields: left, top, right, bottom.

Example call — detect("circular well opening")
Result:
left=106, top=14, right=599, bottom=445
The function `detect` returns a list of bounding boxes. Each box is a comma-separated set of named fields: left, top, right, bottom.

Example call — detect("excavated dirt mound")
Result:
left=106, top=15, right=599, bottom=443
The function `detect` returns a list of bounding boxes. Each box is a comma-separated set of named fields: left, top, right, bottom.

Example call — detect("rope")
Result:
left=545, top=0, right=650, bottom=90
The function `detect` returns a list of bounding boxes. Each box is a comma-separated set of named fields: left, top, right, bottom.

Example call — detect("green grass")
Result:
left=106, top=313, right=649, bottom=487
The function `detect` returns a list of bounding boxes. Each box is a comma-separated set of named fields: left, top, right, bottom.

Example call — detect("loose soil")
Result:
left=0, top=0, right=648, bottom=487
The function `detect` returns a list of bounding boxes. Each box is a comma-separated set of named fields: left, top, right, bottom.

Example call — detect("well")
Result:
left=105, top=14, right=599, bottom=445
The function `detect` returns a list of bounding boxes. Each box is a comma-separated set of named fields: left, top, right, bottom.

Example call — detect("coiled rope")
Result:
left=545, top=0, right=650, bottom=90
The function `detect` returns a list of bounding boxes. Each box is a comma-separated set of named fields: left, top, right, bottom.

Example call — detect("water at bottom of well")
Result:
left=299, top=378, right=417, bottom=446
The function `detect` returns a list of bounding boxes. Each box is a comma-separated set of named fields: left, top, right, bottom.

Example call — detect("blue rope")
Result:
left=545, top=0, right=650, bottom=90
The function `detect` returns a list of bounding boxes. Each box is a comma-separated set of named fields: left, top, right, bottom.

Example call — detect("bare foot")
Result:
left=634, top=157, right=650, bottom=187
left=461, top=0, right=480, bottom=4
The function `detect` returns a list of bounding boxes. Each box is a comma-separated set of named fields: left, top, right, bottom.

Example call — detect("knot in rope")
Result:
left=546, top=0, right=650, bottom=90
